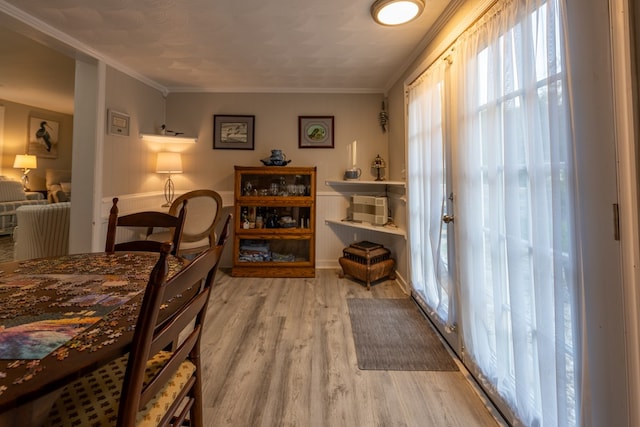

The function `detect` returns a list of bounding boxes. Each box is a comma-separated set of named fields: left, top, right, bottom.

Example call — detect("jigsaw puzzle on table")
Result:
left=0, top=252, right=186, bottom=360
left=0, top=273, right=140, bottom=359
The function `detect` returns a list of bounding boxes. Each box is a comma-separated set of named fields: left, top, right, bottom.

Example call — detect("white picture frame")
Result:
left=107, top=109, right=130, bottom=137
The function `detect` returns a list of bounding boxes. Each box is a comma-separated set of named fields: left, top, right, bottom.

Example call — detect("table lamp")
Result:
left=13, top=154, right=37, bottom=190
left=156, top=152, right=182, bottom=207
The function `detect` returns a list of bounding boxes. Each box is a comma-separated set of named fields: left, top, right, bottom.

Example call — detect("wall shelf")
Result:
left=139, top=134, right=197, bottom=144
left=325, top=180, right=405, bottom=187
left=325, top=219, right=406, bottom=238
left=324, top=178, right=407, bottom=239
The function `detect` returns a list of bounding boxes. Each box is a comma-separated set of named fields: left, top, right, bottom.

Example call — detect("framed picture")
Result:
left=107, top=109, right=130, bottom=137
left=28, top=116, right=59, bottom=158
left=213, top=115, right=255, bottom=150
left=299, top=116, right=334, bottom=148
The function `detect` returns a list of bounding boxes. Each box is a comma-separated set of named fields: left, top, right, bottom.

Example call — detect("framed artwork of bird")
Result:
left=28, top=117, right=59, bottom=159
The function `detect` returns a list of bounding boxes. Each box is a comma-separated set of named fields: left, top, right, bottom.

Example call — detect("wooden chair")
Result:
left=147, top=190, right=223, bottom=257
left=45, top=240, right=226, bottom=426
left=105, top=197, right=187, bottom=256
left=216, top=213, right=232, bottom=247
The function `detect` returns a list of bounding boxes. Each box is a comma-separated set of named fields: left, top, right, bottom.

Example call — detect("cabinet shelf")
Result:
left=325, top=219, right=406, bottom=238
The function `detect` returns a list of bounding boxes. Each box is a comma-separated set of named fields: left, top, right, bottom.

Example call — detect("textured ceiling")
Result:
left=0, top=0, right=453, bottom=112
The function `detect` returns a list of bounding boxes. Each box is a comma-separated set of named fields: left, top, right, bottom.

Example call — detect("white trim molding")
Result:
left=610, top=1, right=640, bottom=425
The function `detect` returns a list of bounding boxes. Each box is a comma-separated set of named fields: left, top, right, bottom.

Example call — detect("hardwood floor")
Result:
left=201, top=269, right=503, bottom=427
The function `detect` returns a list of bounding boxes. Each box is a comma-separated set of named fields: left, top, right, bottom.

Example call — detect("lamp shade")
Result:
left=371, top=0, right=424, bottom=26
left=13, top=154, right=37, bottom=170
left=156, top=152, right=183, bottom=174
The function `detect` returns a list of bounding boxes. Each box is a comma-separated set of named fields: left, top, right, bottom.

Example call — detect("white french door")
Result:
left=406, top=0, right=597, bottom=425
left=407, top=59, right=461, bottom=355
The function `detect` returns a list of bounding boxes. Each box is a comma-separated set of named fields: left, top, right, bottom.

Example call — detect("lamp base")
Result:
left=163, top=175, right=175, bottom=208
left=21, top=173, right=30, bottom=191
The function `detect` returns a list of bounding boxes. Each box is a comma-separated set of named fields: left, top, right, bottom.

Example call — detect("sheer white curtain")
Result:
left=452, top=0, right=578, bottom=425
left=407, top=60, right=454, bottom=325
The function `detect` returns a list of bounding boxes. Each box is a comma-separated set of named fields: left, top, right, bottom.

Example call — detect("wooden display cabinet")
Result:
left=232, top=166, right=316, bottom=277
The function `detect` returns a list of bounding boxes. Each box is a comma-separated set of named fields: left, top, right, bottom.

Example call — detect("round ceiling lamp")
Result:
left=371, top=0, right=425, bottom=26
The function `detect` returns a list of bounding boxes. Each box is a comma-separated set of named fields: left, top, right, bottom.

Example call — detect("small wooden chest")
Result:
left=339, top=241, right=395, bottom=290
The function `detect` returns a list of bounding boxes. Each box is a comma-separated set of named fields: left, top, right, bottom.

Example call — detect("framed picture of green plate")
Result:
left=298, top=116, right=334, bottom=148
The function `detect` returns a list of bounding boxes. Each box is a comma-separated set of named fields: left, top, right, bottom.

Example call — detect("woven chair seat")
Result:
left=45, top=351, right=195, bottom=427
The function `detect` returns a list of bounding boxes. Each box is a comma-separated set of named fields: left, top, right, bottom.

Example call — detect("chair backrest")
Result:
left=208, top=214, right=232, bottom=281
left=168, top=189, right=223, bottom=256
left=118, top=240, right=224, bottom=426
left=14, top=202, right=71, bottom=261
left=216, top=213, right=232, bottom=247
left=105, top=197, right=187, bottom=256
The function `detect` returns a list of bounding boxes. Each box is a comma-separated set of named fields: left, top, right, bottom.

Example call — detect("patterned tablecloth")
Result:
left=0, top=252, right=186, bottom=410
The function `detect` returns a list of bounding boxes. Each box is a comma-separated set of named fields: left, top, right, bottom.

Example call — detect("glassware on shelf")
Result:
left=269, top=182, right=279, bottom=196
left=266, top=209, right=279, bottom=228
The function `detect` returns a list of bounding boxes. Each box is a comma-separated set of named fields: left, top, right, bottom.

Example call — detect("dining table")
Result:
left=0, top=251, right=188, bottom=425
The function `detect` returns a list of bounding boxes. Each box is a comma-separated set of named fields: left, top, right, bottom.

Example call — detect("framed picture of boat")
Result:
left=213, top=115, right=255, bottom=150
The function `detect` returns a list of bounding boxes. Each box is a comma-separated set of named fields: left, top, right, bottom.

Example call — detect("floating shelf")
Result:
left=325, top=180, right=405, bottom=187
left=325, top=219, right=406, bottom=238
left=325, top=179, right=407, bottom=238
left=139, top=134, right=197, bottom=144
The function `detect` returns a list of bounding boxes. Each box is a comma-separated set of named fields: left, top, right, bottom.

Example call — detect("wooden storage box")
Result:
left=339, top=241, right=395, bottom=290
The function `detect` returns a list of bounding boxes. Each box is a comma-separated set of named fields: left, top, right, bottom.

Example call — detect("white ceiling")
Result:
left=0, top=0, right=455, bottom=113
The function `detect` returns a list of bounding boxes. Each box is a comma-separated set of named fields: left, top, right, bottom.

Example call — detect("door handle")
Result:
left=442, top=214, right=454, bottom=224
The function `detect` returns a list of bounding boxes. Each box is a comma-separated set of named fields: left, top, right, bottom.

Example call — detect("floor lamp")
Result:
left=156, top=152, right=182, bottom=207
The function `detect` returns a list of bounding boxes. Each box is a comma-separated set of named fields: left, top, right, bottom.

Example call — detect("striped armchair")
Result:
left=0, top=179, right=48, bottom=235
left=13, top=202, right=71, bottom=261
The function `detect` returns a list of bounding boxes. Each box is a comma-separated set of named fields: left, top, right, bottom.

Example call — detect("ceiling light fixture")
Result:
left=371, top=0, right=425, bottom=26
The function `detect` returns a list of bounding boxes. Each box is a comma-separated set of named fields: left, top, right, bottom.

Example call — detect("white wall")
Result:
left=70, top=59, right=101, bottom=254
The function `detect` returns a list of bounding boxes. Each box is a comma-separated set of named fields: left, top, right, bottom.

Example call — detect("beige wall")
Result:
left=0, top=99, right=73, bottom=190
left=164, top=92, right=388, bottom=194
left=102, top=67, right=166, bottom=197
left=96, top=71, right=400, bottom=273
left=101, top=89, right=388, bottom=199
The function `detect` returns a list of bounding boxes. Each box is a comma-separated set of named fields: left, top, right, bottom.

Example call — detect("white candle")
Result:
left=352, top=140, right=357, bottom=168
